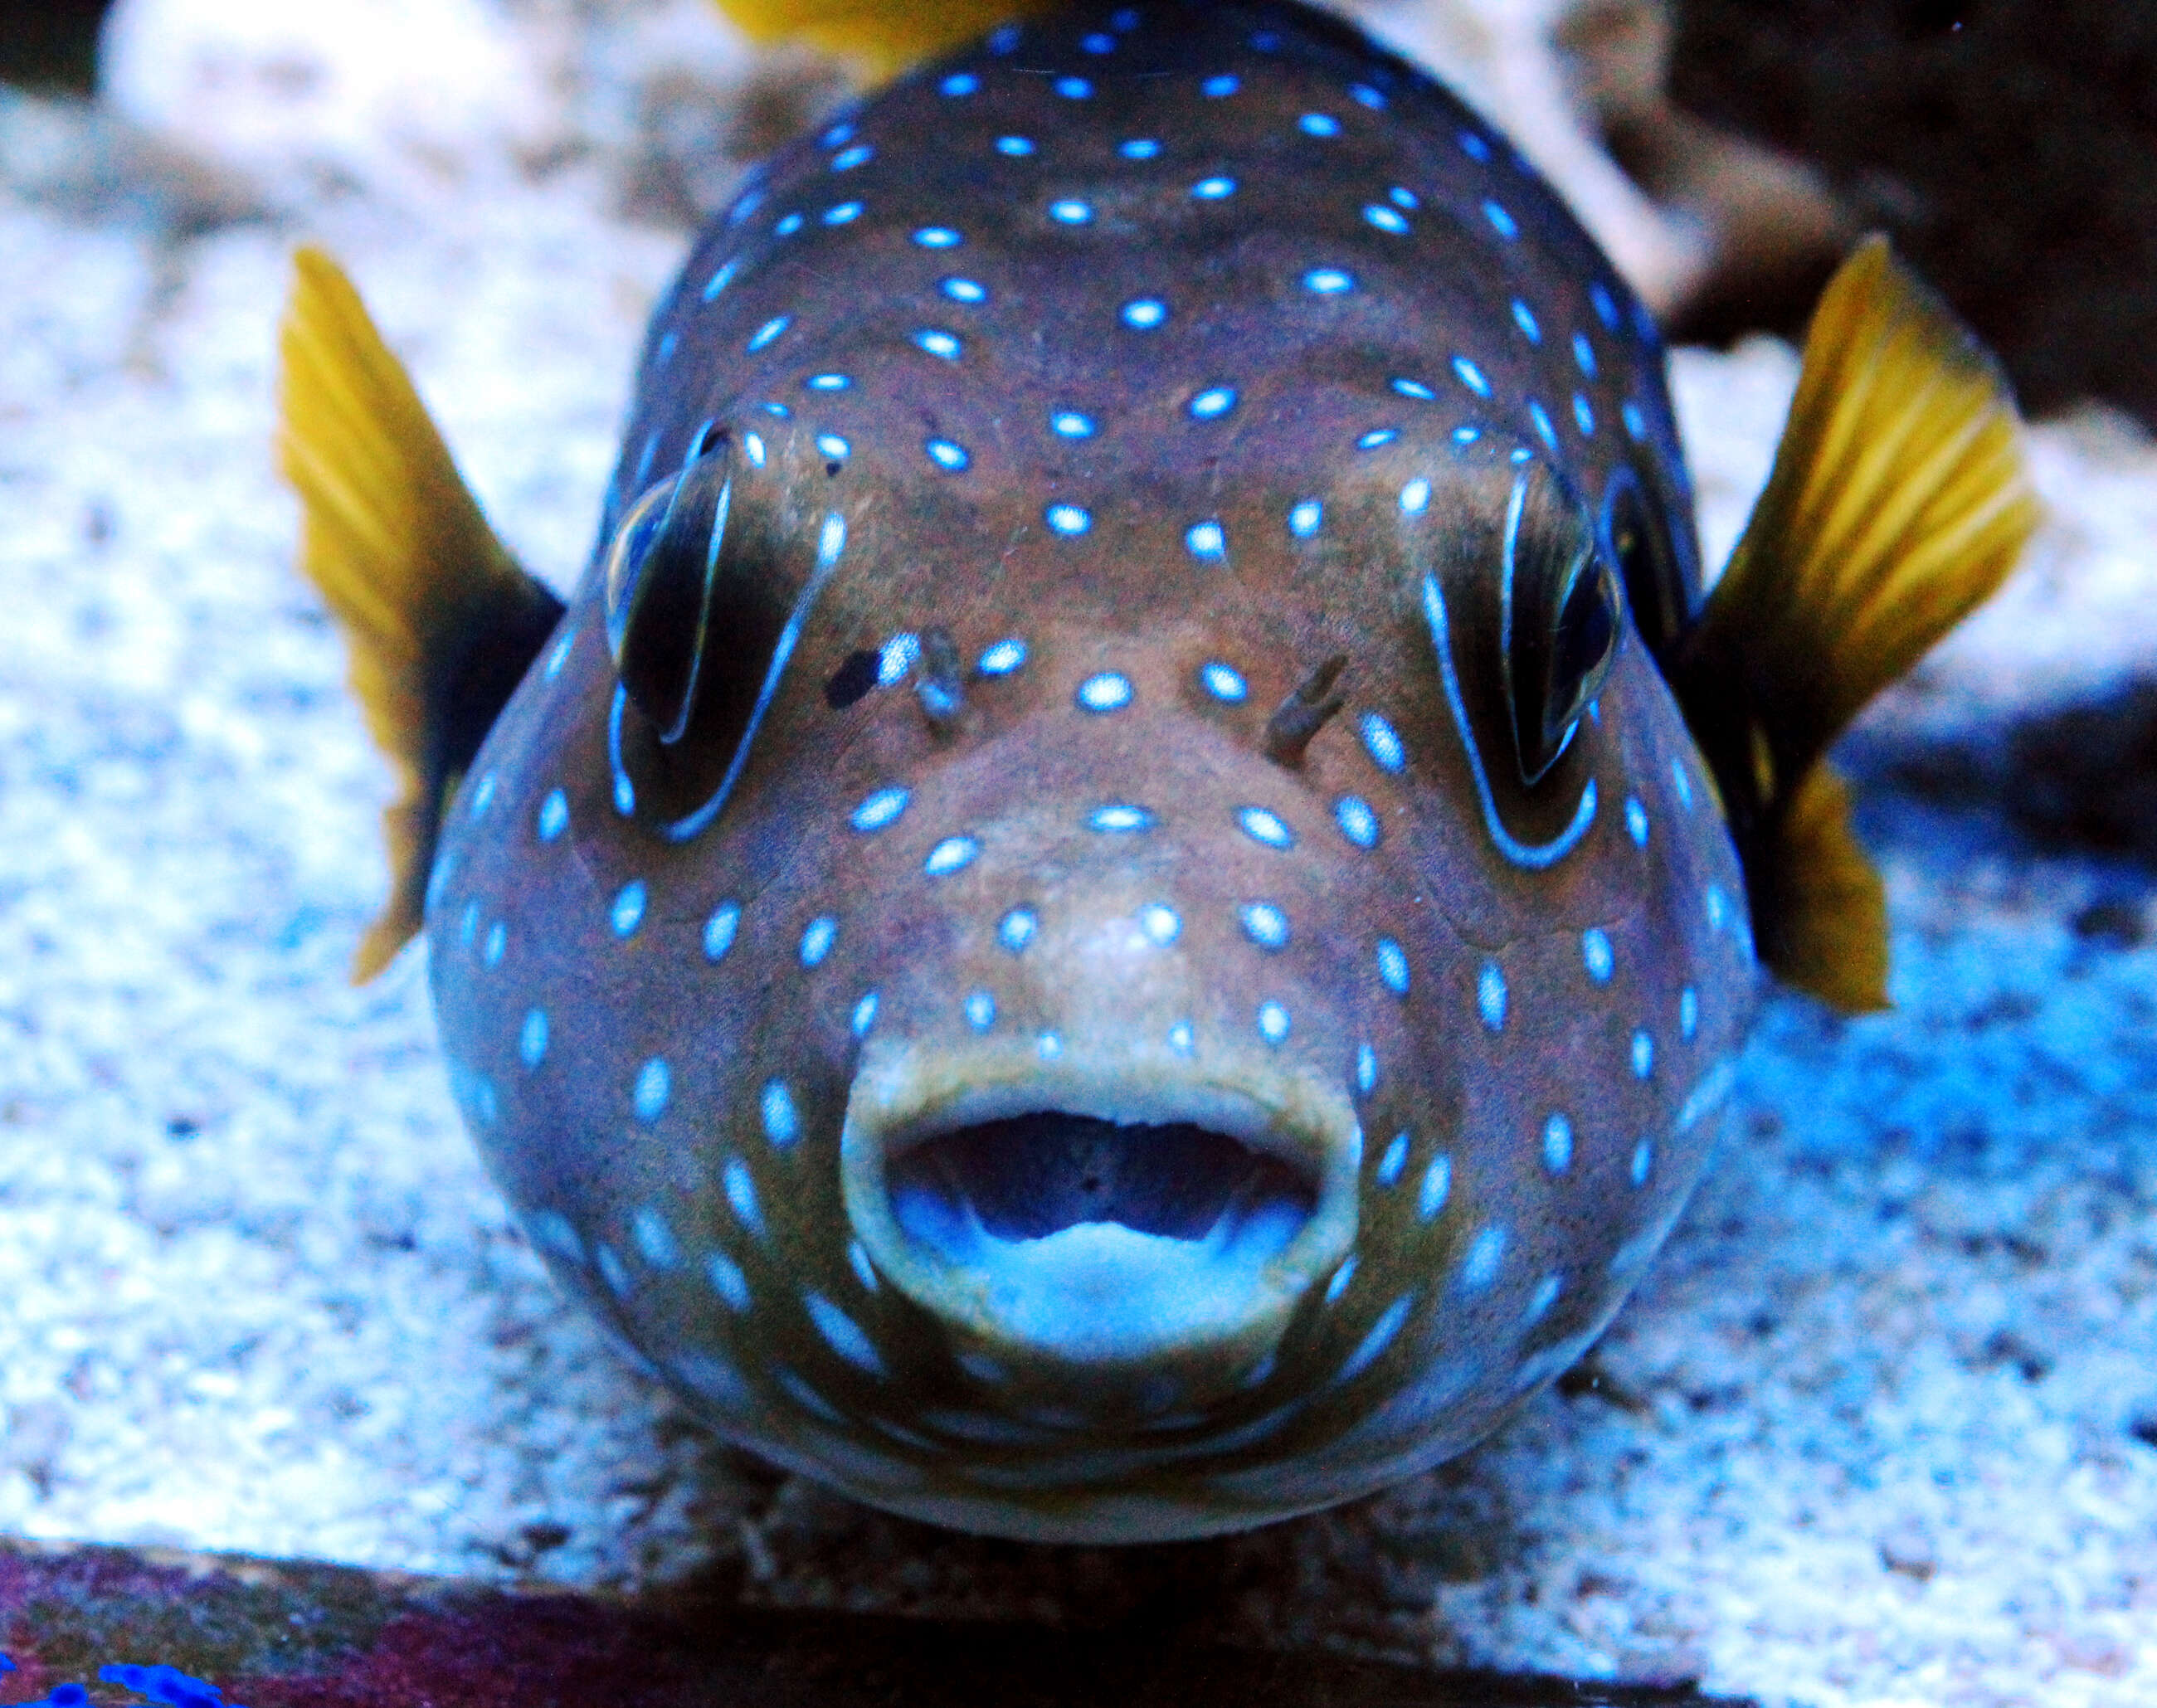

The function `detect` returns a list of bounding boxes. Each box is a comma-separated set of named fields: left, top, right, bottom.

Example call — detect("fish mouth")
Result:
left=842, top=1041, right=1361, bottom=1421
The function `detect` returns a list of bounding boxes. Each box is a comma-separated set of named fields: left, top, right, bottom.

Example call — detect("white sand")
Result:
left=1, top=7, right=2153, bottom=1703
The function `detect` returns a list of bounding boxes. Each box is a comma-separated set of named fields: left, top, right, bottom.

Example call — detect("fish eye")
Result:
left=602, top=433, right=735, bottom=745
left=1600, top=465, right=1683, bottom=657
left=1502, top=466, right=1622, bottom=786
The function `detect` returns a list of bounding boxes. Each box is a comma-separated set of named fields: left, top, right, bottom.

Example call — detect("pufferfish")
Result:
left=276, top=0, right=2036, bottom=1542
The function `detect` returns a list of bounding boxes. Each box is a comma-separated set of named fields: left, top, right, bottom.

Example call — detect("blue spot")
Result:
left=1358, top=427, right=1397, bottom=450
left=1304, top=266, right=1355, bottom=294
left=469, top=771, right=497, bottom=818
left=1591, top=281, right=1621, bottom=329
left=1623, top=401, right=1648, bottom=441
left=1582, top=927, right=1614, bottom=983
left=1419, top=1155, right=1453, bottom=1222
left=1625, top=797, right=1648, bottom=844
left=1632, top=1030, right=1654, bottom=1079
left=965, top=990, right=996, bottom=1030
left=1681, top=986, right=1699, bottom=1040
left=543, top=630, right=574, bottom=679
left=1240, top=902, right=1291, bottom=950
left=800, top=916, right=838, bottom=967
left=1356, top=1044, right=1379, bottom=1094
left=1121, top=297, right=1168, bottom=328
left=1631, top=1138, right=1653, bottom=1185
left=635, top=1207, right=680, bottom=1271
left=519, top=1009, right=548, bottom=1068
left=1046, top=503, right=1091, bottom=537
left=1531, top=401, right=1557, bottom=450
left=816, top=433, right=850, bottom=461
left=1119, top=137, right=1161, bottom=159
left=1525, top=1274, right=1563, bottom=1326
left=996, top=134, right=1035, bottom=157
left=913, top=226, right=962, bottom=248
left=1459, top=129, right=1492, bottom=160
left=806, top=1292, right=884, bottom=1375
left=775, top=212, right=804, bottom=237
left=1512, top=299, right=1541, bottom=343
left=821, top=121, right=853, bottom=145
left=1672, top=755, right=1694, bottom=809
left=762, top=1079, right=800, bottom=1146
left=1478, top=961, right=1507, bottom=1031
left=1055, top=75, right=1093, bottom=99
left=807, top=372, right=850, bottom=392
left=925, top=437, right=970, bottom=470
left=611, top=881, right=646, bottom=937
left=1186, top=518, right=1227, bottom=561
left=1363, top=203, right=1410, bottom=234
left=1239, top=805, right=1294, bottom=849
left=1140, top=903, right=1181, bottom=946
left=538, top=790, right=567, bottom=841
left=1194, top=662, right=1244, bottom=704
left=852, top=990, right=880, bottom=1037
left=1168, top=1021, right=1195, bottom=1053
left=1376, top=1132, right=1409, bottom=1186
left=1050, top=198, right=1093, bottom=224
left=1298, top=112, right=1341, bottom=137
left=1575, top=394, right=1596, bottom=436
left=1390, top=186, right=1420, bottom=211
left=1088, top=802, right=1154, bottom=833
left=635, top=1058, right=670, bottom=1122
left=851, top=787, right=908, bottom=831
left=1541, top=1112, right=1574, bottom=1173
left=988, top=22, right=1020, bottom=51
left=1189, top=386, right=1237, bottom=419
left=824, top=201, right=862, bottom=225
left=1083, top=30, right=1116, bottom=52
left=913, top=328, right=962, bottom=360
left=1453, top=355, right=1491, bottom=397
left=1335, top=796, right=1380, bottom=849
left=1052, top=411, right=1095, bottom=438
left=708, top=1249, right=750, bottom=1310
left=1288, top=499, right=1322, bottom=538
left=1573, top=331, right=1598, bottom=376
left=1707, top=884, right=1727, bottom=931
left=925, top=835, right=980, bottom=876
left=1460, top=1225, right=1507, bottom=1290
left=1325, top=1257, right=1357, bottom=1305
left=978, top=637, right=1028, bottom=675
left=1340, top=1294, right=1414, bottom=1381
left=1483, top=199, right=1518, bottom=239
left=483, top=922, right=505, bottom=966
left=941, top=72, right=979, bottom=96
left=1400, top=477, right=1431, bottom=514
left=1453, top=423, right=1483, bottom=445
left=702, top=259, right=738, bottom=300
left=704, top=901, right=741, bottom=961
left=725, top=1157, right=763, bottom=1236
left=1193, top=176, right=1237, bottom=199
left=998, top=908, right=1038, bottom=952
left=1376, top=937, right=1410, bottom=995
left=1351, top=83, right=1387, bottom=109
left=1391, top=377, right=1435, bottom=401
left=1359, top=711, right=1406, bottom=772
left=1078, top=671, right=1133, bottom=712
left=747, top=315, right=790, bottom=351
left=1258, top=1000, right=1291, bottom=1044
left=655, top=330, right=679, bottom=365
left=1202, top=73, right=1240, bottom=96
left=831, top=143, right=872, bottom=171
left=744, top=431, right=766, bottom=466
left=942, top=275, right=987, bottom=303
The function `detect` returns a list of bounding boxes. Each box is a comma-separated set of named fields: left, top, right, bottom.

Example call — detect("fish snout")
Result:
left=841, top=1036, right=1361, bottom=1423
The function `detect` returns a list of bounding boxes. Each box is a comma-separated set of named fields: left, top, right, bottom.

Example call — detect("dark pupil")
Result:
left=825, top=649, right=881, bottom=709
left=1550, top=568, right=1614, bottom=735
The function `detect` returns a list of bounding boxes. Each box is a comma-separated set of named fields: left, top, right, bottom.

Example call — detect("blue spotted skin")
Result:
left=426, top=0, right=1755, bottom=1540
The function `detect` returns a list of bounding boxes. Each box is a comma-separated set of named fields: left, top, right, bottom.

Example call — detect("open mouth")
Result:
left=841, top=1044, right=1362, bottom=1408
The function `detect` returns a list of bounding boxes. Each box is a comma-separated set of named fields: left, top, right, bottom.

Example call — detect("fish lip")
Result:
left=840, top=1037, right=1362, bottom=1406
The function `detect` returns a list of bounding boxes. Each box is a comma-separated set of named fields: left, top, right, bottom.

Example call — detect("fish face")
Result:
left=424, top=0, right=1759, bottom=1540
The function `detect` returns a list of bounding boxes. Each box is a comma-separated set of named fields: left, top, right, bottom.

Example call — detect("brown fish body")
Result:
left=280, top=1, right=2034, bottom=1541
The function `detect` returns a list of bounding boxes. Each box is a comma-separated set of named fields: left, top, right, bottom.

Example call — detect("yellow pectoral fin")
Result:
left=709, top=0, right=1061, bottom=80
left=278, top=246, right=562, bottom=981
left=1755, top=762, right=1890, bottom=1014
left=1674, top=236, right=2038, bottom=1013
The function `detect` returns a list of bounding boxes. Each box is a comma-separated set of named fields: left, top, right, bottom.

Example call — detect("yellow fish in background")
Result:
left=279, top=0, right=2034, bottom=1540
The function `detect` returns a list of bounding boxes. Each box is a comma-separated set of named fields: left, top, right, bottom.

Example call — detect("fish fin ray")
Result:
left=277, top=246, right=563, bottom=981
left=1673, top=236, right=2036, bottom=1010
left=708, top=0, right=1059, bottom=79
left=1752, top=762, right=1889, bottom=1014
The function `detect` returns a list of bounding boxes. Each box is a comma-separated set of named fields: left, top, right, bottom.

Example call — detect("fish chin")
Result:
left=842, top=1039, right=1361, bottom=1426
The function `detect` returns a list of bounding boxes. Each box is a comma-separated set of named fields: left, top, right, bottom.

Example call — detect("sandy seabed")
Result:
left=2, top=12, right=2155, bottom=1705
